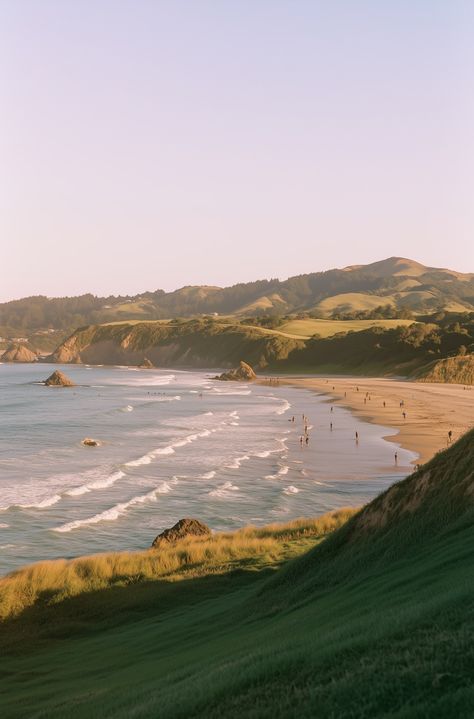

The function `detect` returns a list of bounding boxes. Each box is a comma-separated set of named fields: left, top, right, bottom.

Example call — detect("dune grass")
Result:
left=0, top=511, right=354, bottom=621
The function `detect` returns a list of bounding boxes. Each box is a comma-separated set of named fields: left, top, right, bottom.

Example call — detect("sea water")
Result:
left=0, top=363, right=416, bottom=574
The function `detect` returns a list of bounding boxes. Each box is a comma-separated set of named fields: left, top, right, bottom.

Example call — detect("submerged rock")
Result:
left=43, top=370, right=75, bottom=387
left=152, top=518, right=211, bottom=548
left=216, top=360, right=257, bottom=382
left=2, top=343, right=37, bottom=363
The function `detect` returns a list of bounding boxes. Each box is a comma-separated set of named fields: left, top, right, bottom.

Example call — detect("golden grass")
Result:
left=0, top=510, right=355, bottom=619
left=276, top=318, right=416, bottom=339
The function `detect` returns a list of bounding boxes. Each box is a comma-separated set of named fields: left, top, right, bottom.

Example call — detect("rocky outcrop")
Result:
left=152, top=518, right=211, bottom=548
left=82, top=438, right=100, bottom=447
left=139, top=357, right=154, bottom=369
left=43, top=370, right=75, bottom=387
left=2, top=344, right=37, bottom=363
left=216, top=361, right=257, bottom=381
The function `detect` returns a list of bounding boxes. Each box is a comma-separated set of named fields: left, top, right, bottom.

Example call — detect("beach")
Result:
left=274, top=376, right=474, bottom=465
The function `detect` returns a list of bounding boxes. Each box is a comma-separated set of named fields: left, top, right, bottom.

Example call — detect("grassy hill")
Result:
left=0, top=430, right=473, bottom=718
left=1, top=258, right=473, bottom=340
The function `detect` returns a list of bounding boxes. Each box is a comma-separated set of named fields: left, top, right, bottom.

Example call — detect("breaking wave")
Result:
left=53, top=481, right=175, bottom=533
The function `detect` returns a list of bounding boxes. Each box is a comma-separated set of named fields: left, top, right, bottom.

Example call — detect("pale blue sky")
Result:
left=1, top=1, right=473, bottom=301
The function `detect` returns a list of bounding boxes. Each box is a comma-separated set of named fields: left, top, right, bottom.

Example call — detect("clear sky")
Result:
left=1, top=1, right=473, bottom=301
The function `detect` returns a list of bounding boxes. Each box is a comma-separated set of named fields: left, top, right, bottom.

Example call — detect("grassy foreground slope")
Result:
left=1, top=431, right=473, bottom=718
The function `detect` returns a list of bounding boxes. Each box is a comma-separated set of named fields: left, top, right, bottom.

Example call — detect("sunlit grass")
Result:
left=0, top=509, right=354, bottom=619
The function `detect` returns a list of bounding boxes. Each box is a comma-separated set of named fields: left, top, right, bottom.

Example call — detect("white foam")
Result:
left=209, top=481, right=240, bottom=498
left=265, top=465, right=290, bottom=480
left=66, top=471, right=126, bottom=496
left=20, top=494, right=62, bottom=509
left=53, top=482, right=173, bottom=533
left=225, top=454, right=250, bottom=470
left=0, top=523, right=9, bottom=528
left=276, top=400, right=291, bottom=415
left=120, top=405, right=134, bottom=412
left=200, top=471, right=216, bottom=479
left=283, top=485, right=300, bottom=495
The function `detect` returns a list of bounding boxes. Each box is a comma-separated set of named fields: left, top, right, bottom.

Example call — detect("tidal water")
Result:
left=0, top=363, right=416, bottom=574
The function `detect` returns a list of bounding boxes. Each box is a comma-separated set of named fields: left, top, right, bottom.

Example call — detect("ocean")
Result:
left=0, top=363, right=416, bottom=574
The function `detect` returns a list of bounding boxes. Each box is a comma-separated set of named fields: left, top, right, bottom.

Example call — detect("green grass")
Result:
left=275, top=318, right=416, bottom=339
left=1, top=433, right=473, bottom=718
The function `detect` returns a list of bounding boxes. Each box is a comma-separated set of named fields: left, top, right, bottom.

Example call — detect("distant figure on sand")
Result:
left=299, top=436, right=304, bottom=446
left=355, top=431, right=359, bottom=442
left=448, top=430, right=453, bottom=444
left=394, top=451, right=398, bottom=464
left=330, top=422, right=333, bottom=431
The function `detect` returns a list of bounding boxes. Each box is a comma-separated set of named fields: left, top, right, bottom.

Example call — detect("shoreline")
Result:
left=261, top=375, right=473, bottom=465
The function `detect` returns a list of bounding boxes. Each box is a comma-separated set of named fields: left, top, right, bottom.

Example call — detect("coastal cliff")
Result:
left=48, top=320, right=301, bottom=369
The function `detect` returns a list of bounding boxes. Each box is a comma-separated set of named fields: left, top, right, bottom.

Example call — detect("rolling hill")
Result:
left=1, top=429, right=473, bottom=718
left=1, top=257, right=473, bottom=338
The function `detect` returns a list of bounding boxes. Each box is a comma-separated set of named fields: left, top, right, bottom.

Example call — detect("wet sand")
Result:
left=263, top=377, right=474, bottom=465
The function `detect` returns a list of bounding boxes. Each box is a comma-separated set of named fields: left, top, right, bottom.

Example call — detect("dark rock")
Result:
left=152, top=518, right=211, bottom=548
left=43, top=370, right=75, bottom=387
left=139, top=357, right=154, bottom=369
left=215, top=360, right=257, bottom=382
left=82, top=438, right=100, bottom=447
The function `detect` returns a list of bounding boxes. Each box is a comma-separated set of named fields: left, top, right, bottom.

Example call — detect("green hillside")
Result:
left=1, top=258, right=473, bottom=339
left=0, top=430, right=473, bottom=718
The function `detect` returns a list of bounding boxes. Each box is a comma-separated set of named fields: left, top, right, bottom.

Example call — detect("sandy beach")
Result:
left=264, top=377, right=474, bottom=465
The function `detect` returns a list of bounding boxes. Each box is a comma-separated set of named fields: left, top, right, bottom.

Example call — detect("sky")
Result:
left=1, top=0, right=473, bottom=302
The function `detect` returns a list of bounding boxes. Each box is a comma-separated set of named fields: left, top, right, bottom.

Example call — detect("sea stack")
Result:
left=139, top=357, right=154, bottom=369
left=2, top=343, right=38, bottom=363
left=216, top=360, right=257, bottom=382
left=43, top=370, right=75, bottom=387
left=152, top=518, right=211, bottom=548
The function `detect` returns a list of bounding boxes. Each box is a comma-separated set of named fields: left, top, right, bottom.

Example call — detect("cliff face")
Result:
left=49, top=321, right=301, bottom=369
left=416, top=354, right=474, bottom=385
left=1, top=344, right=37, bottom=362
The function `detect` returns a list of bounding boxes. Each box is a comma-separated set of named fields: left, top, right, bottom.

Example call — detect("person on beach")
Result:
left=394, top=451, right=398, bottom=464
left=355, top=431, right=359, bottom=442
left=299, top=435, right=304, bottom=446
left=330, top=422, right=333, bottom=431
left=383, top=401, right=386, bottom=408
left=402, top=411, right=406, bottom=420
left=305, top=435, right=309, bottom=445
left=448, top=430, right=453, bottom=444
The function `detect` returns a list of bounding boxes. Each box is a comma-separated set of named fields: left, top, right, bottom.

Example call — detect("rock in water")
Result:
left=82, top=438, right=100, bottom=447
left=152, top=518, right=211, bottom=548
left=216, top=360, right=257, bottom=382
left=139, top=357, right=154, bottom=369
left=2, top=343, right=37, bottom=363
left=43, top=370, right=75, bottom=387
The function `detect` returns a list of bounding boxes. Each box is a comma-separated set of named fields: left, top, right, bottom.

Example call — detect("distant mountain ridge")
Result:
left=1, top=257, right=473, bottom=333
